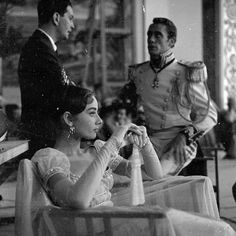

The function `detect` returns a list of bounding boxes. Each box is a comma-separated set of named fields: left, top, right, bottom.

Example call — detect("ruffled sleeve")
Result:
left=31, top=148, right=70, bottom=191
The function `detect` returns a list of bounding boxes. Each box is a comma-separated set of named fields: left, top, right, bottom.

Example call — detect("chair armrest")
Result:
left=42, top=205, right=166, bottom=219
left=41, top=205, right=167, bottom=236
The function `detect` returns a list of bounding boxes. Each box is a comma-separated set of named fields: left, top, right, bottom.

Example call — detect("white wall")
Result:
left=220, top=0, right=236, bottom=109
left=132, top=0, right=146, bottom=63
left=142, top=0, right=203, bottom=62
left=3, top=87, right=21, bottom=106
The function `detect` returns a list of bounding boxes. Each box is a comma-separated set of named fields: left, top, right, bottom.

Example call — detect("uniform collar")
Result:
left=150, top=49, right=175, bottom=69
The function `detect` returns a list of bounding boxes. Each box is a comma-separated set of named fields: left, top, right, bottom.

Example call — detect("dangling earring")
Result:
left=68, top=126, right=75, bottom=138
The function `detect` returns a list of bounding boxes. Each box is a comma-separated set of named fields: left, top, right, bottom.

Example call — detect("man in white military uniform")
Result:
left=119, top=18, right=217, bottom=175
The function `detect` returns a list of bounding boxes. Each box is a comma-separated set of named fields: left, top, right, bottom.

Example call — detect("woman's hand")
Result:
left=111, top=123, right=143, bottom=146
left=125, top=125, right=149, bottom=148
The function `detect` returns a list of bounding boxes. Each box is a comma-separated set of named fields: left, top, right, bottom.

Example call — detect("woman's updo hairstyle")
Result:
left=53, top=85, right=94, bottom=122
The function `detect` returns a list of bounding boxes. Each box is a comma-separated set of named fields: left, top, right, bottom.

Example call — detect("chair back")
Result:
left=15, top=159, right=52, bottom=236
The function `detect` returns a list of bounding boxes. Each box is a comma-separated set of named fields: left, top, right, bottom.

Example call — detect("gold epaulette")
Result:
left=178, top=60, right=207, bottom=82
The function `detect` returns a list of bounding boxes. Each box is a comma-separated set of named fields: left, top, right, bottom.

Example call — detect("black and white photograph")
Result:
left=0, top=0, right=235, bottom=235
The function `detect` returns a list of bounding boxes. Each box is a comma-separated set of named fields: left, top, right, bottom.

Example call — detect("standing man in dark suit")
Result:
left=18, top=0, right=75, bottom=157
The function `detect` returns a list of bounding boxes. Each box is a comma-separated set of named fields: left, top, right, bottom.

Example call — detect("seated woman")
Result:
left=29, top=86, right=235, bottom=235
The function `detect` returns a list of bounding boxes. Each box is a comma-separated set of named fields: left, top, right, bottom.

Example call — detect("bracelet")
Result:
left=142, top=136, right=150, bottom=148
left=109, top=136, right=123, bottom=153
left=108, top=155, right=123, bottom=171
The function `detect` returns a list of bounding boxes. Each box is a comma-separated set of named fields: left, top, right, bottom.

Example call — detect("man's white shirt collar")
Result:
left=38, top=28, right=57, bottom=52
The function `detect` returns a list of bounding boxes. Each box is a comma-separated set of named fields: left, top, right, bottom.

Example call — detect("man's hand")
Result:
left=162, top=133, right=187, bottom=164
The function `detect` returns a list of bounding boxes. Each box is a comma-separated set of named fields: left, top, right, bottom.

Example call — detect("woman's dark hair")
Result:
left=61, top=85, right=93, bottom=114
left=52, top=85, right=94, bottom=124
left=37, top=0, right=72, bottom=26
left=152, top=17, right=177, bottom=44
left=48, top=86, right=93, bottom=140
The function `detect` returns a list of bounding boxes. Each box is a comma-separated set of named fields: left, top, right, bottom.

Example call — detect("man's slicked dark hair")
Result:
left=37, top=0, right=72, bottom=26
left=152, top=17, right=177, bottom=43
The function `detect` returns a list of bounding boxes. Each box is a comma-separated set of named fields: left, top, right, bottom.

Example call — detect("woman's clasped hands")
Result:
left=112, top=123, right=149, bottom=149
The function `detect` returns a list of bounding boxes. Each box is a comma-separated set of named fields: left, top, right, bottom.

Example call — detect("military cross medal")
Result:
left=150, top=62, right=160, bottom=89
left=150, top=57, right=175, bottom=89
left=152, top=73, right=159, bottom=88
